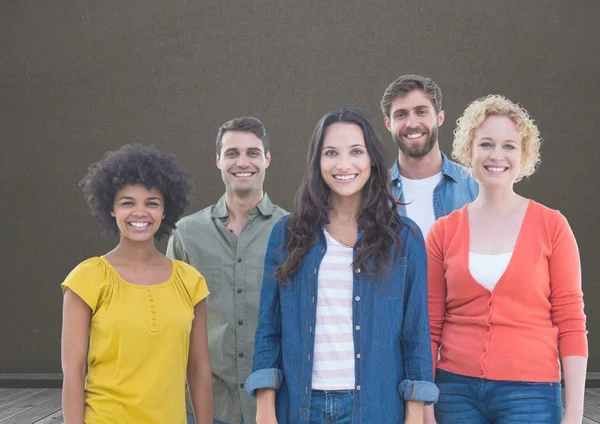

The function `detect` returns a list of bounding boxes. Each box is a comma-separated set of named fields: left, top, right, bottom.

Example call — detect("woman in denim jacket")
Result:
left=245, top=108, right=438, bottom=423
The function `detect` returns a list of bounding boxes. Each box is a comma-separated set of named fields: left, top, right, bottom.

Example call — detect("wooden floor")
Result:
left=1, top=388, right=600, bottom=423
left=0, top=389, right=62, bottom=424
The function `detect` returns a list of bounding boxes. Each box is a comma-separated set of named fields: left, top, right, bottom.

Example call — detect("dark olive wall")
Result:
left=1, top=0, right=598, bottom=373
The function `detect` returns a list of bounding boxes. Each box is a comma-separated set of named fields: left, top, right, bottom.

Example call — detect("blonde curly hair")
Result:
left=452, top=95, right=542, bottom=182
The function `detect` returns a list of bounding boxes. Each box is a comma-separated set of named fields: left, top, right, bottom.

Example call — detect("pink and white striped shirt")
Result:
left=311, top=229, right=355, bottom=390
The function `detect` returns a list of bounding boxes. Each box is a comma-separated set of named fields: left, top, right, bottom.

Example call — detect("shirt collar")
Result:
left=390, top=152, right=460, bottom=183
left=211, top=192, right=276, bottom=219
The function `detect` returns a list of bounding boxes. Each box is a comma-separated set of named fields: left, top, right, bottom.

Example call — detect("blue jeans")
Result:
left=309, top=390, right=354, bottom=424
left=186, top=414, right=244, bottom=424
left=435, top=370, right=562, bottom=423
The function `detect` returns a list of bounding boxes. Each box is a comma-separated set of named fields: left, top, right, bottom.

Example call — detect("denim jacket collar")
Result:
left=390, top=152, right=462, bottom=184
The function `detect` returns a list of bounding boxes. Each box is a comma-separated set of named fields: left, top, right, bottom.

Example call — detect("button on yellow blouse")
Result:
left=61, top=256, right=209, bottom=424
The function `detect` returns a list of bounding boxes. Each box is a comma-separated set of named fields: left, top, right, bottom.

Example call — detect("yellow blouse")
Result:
left=61, top=256, right=209, bottom=424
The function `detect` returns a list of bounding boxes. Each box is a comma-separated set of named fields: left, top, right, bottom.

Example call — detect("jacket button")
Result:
left=355, top=325, right=360, bottom=331
left=356, top=354, right=361, bottom=359
left=355, top=268, right=361, bottom=274
left=356, top=385, right=361, bottom=390
left=355, top=296, right=360, bottom=301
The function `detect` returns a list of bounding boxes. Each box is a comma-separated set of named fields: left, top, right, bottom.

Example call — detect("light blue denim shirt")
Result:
left=390, top=153, right=478, bottom=219
left=246, top=215, right=438, bottom=424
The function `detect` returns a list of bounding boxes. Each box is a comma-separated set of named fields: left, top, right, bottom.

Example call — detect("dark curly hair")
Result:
left=275, top=108, right=405, bottom=283
left=80, top=144, right=192, bottom=240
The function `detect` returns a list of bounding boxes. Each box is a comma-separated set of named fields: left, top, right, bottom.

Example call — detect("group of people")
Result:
left=60, top=74, right=588, bottom=424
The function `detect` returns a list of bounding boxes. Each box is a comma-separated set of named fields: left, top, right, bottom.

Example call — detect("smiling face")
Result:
left=217, top=130, right=271, bottom=197
left=320, top=122, right=372, bottom=202
left=385, top=89, right=445, bottom=158
left=111, top=184, right=165, bottom=243
left=471, top=115, right=522, bottom=189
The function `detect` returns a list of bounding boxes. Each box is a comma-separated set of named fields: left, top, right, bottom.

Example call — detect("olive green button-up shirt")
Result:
left=167, top=193, right=287, bottom=424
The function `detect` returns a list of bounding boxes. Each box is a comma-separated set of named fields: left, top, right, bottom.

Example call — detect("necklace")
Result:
left=338, top=238, right=355, bottom=248
left=325, top=228, right=355, bottom=248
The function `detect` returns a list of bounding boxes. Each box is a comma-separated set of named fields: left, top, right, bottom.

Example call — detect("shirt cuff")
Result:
left=245, top=368, right=284, bottom=398
left=398, top=379, right=439, bottom=405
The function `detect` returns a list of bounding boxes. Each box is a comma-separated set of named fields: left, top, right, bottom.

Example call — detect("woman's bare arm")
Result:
left=61, top=289, right=91, bottom=424
left=187, top=300, right=213, bottom=424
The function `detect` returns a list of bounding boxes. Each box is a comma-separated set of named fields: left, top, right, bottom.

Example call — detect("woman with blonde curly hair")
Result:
left=425, top=95, right=588, bottom=424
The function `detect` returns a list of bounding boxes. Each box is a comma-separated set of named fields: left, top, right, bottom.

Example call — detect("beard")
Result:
left=393, top=125, right=439, bottom=159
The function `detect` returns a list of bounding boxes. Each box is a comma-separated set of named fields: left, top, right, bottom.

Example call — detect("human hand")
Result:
left=561, top=412, right=583, bottom=424
left=256, top=409, right=278, bottom=424
left=423, top=404, right=437, bottom=424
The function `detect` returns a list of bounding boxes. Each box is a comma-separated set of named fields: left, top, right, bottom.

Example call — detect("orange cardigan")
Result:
left=426, top=200, right=587, bottom=382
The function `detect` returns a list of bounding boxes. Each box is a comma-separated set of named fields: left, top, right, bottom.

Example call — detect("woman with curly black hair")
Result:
left=60, top=144, right=212, bottom=424
left=245, top=109, right=438, bottom=424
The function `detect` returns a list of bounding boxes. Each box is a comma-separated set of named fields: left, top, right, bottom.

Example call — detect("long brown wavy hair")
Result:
left=275, top=108, right=405, bottom=283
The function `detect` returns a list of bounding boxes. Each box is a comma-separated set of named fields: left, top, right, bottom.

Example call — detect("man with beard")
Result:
left=167, top=117, right=287, bottom=424
left=381, top=74, right=478, bottom=237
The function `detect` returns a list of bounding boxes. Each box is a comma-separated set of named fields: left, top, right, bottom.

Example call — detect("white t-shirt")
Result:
left=469, top=252, right=513, bottom=291
left=400, top=172, right=442, bottom=238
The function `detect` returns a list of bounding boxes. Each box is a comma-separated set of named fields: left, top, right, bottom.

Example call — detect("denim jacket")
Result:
left=390, top=153, right=479, bottom=219
left=246, top=215, right=438, bottom=423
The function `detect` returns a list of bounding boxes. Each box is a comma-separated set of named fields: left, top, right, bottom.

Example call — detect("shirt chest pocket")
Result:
left=191, top=256, right=223, bottom=295
left=247, top=265, right=265, bottom=293
left=374, top=259, right=407, bottom=300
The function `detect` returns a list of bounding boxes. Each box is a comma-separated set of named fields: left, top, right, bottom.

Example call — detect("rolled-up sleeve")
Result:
left=245, top=368, right=284, bottom=398
left=400, top=222, right=439, bottom=404
left=398, top=380, right=439, bottom=403
left=245, top=218, right=288, bottom=398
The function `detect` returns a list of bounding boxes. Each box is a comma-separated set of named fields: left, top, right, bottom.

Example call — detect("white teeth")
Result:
left=405, top=133, right=424, bottom=139
left=486, top=167, right=506, bottom=173
left=234, top=172, right=252, bottom=177
left=334, top=174, right=357, bottom=181
left=130, top=222, right=150, bottom=228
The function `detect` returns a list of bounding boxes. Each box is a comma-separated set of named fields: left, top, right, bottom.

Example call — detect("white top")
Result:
left=469, top=252, right=513, bottom=291
left=400, top=172, right=442, bottom=238
left=311, top=229, right=355, bottom=390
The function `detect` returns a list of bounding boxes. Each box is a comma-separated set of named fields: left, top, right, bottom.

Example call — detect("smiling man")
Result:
left=381, top=74, right=478, bottom=237
left=167, top=117, right=287, bottom=424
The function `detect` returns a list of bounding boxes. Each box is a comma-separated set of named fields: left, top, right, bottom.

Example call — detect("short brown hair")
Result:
left=380, top=74, right=443, bottom=117
left=215, top=116, right=270, bottom=156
